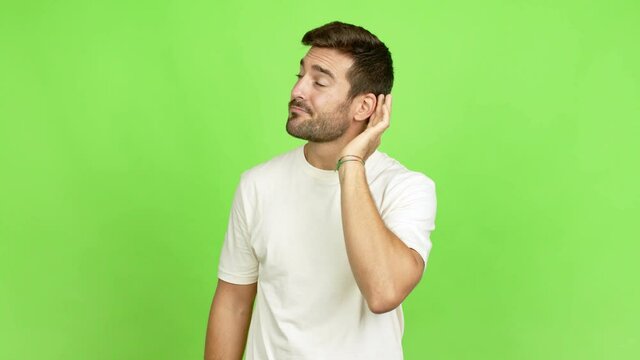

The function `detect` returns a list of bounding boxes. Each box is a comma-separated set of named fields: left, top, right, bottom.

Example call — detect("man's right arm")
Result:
left=204, top=279, right=257, bottom=360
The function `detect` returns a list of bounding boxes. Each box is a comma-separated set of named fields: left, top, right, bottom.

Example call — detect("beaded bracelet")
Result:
left=336, top=155, right=365, bottom=171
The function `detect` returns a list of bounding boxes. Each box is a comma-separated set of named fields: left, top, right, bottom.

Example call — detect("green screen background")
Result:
left=1, top=0, right=639, bottom=359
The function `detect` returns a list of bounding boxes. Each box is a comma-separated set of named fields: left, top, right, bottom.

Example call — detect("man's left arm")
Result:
left=339, top=161, right=426, bottom=314
left=339, top=94, right=428, bottom=314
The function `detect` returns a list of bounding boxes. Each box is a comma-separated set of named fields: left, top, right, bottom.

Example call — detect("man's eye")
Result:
left=295, top=74, right=325, bottom=87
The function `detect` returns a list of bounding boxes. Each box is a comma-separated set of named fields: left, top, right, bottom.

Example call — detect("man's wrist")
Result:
left=336, top=154, right=364, bottom=171
left=338, top=158, right=365, bottom=183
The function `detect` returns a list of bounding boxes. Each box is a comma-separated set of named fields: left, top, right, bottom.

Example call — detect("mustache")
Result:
left=289, top=99, right=312, bottom=114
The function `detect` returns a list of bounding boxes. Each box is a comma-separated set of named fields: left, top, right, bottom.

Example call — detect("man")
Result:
left=205, top=21, right=437, bottom=360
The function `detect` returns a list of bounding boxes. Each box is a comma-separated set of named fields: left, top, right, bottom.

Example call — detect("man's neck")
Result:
left=303, top=121, right=368, bottom=170
left=303, top=141, right=348, bottom=171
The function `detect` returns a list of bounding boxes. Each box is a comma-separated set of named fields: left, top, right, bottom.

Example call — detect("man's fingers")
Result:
left=368, top=94, right=382, bottom=128
left=379, top=94, right=390, bottom=125
left=384, top=94, right=392, bottom=126
left=368, top=94, right=391, bottom=131
left=386, top=94, right=391, bottom=116
left=375, top=94, right=384, bottom=123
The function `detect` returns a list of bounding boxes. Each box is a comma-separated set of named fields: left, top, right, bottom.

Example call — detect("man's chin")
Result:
left=285, top=122, right=308, bottom=140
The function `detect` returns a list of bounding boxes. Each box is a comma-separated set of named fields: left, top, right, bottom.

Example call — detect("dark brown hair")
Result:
left=301, top=21, right=394, bottom=101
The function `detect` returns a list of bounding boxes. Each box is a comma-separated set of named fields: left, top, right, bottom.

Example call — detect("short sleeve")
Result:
left=217, top=174, right=259, bottom=284
left=381, top=173, right=437, bottom=270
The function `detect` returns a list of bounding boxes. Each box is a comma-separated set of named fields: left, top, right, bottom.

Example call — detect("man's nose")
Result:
left=291, top=78, right=307, bottom=100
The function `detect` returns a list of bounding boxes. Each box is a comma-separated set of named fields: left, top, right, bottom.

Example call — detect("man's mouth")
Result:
left=290, top=106, right=309, bottom=114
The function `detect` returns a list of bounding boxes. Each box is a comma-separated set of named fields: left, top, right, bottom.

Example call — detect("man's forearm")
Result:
left=339, top=161, right=423, bottom=314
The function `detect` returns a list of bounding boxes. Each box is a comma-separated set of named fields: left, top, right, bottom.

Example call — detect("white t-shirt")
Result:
left=218, top=145, right=437, bottom=360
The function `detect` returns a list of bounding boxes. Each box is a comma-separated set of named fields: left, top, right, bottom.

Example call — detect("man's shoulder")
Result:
left=238, top=146, right=302, bottom=185
left=370, top=152, right=437, bottom=220
left=370, top=150, right=435, bottom=190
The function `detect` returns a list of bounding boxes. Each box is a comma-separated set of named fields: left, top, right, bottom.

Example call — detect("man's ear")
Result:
left=353, top=93, right=378, bottom=122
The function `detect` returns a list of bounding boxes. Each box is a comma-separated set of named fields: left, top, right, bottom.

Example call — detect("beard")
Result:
left=286, top=99, right=351, bottom=143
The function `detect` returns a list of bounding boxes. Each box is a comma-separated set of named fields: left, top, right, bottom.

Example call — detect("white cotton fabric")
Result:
left=217, top=145, right=437, bottom=360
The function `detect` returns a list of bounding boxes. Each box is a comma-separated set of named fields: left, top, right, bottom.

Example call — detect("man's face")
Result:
left=286, top=47, right=355, bottom=142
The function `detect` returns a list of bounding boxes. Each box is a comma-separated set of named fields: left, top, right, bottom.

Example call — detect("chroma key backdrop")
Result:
left=1, top=0, right=638, bottom=359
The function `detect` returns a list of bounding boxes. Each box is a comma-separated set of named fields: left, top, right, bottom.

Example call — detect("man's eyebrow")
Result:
left=300, top=58, right=335, bottom=79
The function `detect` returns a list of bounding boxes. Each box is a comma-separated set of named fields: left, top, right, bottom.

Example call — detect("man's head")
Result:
left=286, top=21, right=394, bottom=143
